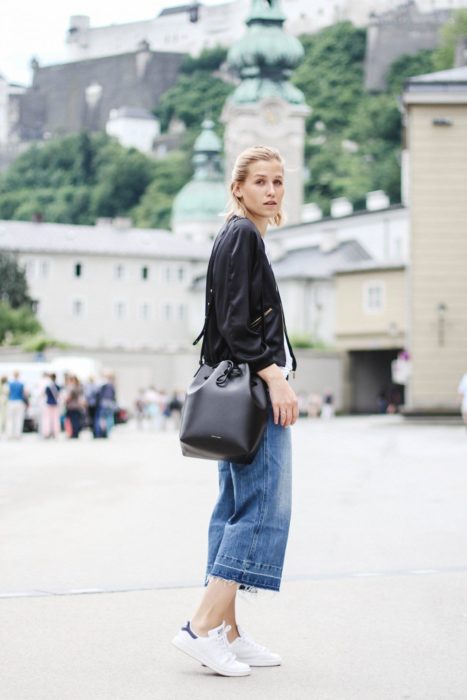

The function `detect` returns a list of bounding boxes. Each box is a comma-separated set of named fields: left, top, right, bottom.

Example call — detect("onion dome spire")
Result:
left=227, top=0, right=305, bottom=104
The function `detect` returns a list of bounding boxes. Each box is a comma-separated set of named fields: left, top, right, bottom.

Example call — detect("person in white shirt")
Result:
left=457, top=373, right=467, bottom=427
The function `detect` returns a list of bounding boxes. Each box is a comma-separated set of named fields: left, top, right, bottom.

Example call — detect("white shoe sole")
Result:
left=172, top=635, right=251, bottom=677
left=202, top=658, right=281, bottom=667
left=238, top=657, right=281, bottom=667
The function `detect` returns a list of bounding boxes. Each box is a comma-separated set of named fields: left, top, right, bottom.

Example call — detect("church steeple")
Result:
left=171, top=118, right=226, bottom=239
left=227, top=0, right=305, bottom=105
left=192, top=118, right=223, bottom=181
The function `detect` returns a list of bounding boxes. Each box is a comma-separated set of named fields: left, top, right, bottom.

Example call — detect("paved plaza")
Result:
left=1, top=416, right=467, bottom=699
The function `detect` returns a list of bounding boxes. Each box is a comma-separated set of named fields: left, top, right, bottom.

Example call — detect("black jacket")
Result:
left=199, top=215, right=297, bottom=374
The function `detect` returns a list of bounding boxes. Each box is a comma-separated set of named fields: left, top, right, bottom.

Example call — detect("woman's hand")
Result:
left=257, top=364, right=299, bottom=427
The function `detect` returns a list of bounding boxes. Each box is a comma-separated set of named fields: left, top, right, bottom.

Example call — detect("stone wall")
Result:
left=365, top=2, right=450, bottom=92
left=0, top=346, right=344, bottom=411
left=18, top=49, right=185, bottom=140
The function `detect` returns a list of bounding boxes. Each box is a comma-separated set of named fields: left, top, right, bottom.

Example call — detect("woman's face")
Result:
left=233, top=159, right=284, bottom=225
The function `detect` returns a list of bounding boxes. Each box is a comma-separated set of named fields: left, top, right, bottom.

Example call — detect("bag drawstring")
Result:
left=215, top=361, right=242, bottom=387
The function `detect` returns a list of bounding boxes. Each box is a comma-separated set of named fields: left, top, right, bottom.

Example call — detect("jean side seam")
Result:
left=244, top=417, right=269, bottom=568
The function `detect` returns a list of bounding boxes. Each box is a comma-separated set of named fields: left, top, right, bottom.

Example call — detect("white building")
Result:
left=0, top=219, right=209, bottom=351
left=63, top=1, right=467, bottom=64
left=105, top=107, right=160, bottom=155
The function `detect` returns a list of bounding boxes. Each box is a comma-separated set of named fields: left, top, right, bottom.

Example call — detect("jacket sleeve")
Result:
left=213, top=222, right=275, bottom=373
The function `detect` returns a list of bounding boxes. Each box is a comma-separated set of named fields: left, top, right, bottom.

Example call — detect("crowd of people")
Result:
left=0, top=370, right=118, bottom=440
left=133, top=387, right=185, bottom=431
left=296, top=390, right=336, bottom=419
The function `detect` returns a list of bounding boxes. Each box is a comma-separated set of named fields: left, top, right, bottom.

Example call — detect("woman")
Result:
left=172, top=146, right=299, bottom=677
left=64, top=376, right=85, bottom=439
left=0, top=376, right=9, bottom=439
left=42, top=373, right=61, bottom=439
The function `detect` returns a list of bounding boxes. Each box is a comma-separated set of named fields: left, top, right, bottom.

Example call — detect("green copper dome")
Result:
left=227, top=0, right=305, bottom=105
left=172, top=119, right=226, bottom=223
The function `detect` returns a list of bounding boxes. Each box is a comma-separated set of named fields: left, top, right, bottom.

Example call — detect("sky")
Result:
left=0, top=0, right=222, bottom=85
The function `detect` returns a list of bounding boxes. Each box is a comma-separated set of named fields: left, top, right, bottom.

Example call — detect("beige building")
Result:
left=335, top=264, right=407, bottom=411
left=403, top=66, right=467, bottom=412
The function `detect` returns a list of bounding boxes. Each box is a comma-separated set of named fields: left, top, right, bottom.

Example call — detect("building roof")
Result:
left=158, top=3, right=200, bottom=17
left=267, top=204, right=406, bottom=239
left=404, top=65, right=467, bottom=102
left=406, top=65, right=467, bottom=86
left=335, top=260, right=406, bottom=275
left=272, top=240, right=372, bottom=281
left=0, top=220, right=210, bottom=261
left=110, top=106, right=157, bottom=120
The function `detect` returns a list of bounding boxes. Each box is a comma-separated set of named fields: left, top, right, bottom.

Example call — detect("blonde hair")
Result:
left=226, top=145, right=285, bottom=227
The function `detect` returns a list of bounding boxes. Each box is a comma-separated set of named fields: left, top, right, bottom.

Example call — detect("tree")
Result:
left=90, top=148, right=155, bottom=218
left=293, top=22, right=367, bottom=132
left=180, top=46, right=228, bottom=74
left=131, top=151, right=192, bottom=229
left=0, top=303, right=41, bottom=345
left=154, top=72, right=233, bottom=133
left=433, top=9, right=467, bottom=70
left=385, top=50, right=436, bottom=94
left=0, top=252, right=32, bottom=308
left=0, top=133, right=158, bottom=225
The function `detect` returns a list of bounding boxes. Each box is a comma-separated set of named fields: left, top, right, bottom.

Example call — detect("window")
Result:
left=72, top=299, right=83, bottom=317
left=24, top=260, right=35, bottom=279
left=74, top=262, right=82, bottom=278
left=140, top=303, right=150, bottom=320
left=141, top=266, right=149, bottom=280
left=363, top=281, right=385, bottom=313
left=115, top=264, right=125, bottom=280
left=178, top=303, right=185, bottom=321
left=39, top=260, right=49, bottom=278
left=177, top=266, right=185, bottom=282
left=163, top=303, right=172, bottom=321
left=165, top=266, right=171, bottom=283
left=115, top=301, right=126, bottom=319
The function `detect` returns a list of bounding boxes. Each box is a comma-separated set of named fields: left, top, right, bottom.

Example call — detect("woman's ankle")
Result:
left=190, top=616, right=220, bottom=637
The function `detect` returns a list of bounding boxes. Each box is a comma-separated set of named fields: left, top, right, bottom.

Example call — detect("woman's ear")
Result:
left=233, top=184, right=242, bottom=199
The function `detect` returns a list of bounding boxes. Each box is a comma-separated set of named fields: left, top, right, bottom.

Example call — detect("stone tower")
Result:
left=172, top=118, right=226, bottom=241
left=221, top=0, right=310, bottom=225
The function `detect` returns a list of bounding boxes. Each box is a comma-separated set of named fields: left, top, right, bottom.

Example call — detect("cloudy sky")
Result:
left=0, top=0, right=221, bottom=85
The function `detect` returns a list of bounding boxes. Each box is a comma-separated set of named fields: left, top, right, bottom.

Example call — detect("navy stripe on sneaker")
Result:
left=181, top=621, right=198, bottom=639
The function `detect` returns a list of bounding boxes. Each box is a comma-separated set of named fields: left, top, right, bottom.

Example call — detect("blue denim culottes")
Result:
left=205, top=404, right=292, bottom=592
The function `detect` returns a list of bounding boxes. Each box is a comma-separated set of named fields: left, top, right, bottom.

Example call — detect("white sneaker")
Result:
left=229, top=625, right=282, bottom=667
left=172, top=621, right=251, bottom=677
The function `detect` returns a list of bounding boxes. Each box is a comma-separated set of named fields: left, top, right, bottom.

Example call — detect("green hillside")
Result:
left=1, top=14, right=462, bottom=228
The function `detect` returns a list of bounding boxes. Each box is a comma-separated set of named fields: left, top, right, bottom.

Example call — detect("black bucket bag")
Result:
left=179, top=245, right=268, bottom=464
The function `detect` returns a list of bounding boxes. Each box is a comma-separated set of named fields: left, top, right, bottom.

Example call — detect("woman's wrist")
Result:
left=257, top=364, right=285, bottom=386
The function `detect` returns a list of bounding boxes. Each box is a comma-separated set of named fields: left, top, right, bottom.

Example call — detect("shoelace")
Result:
left=215, top=624, right=237, bottom=662
left=237, top=631, right=267, bottom=652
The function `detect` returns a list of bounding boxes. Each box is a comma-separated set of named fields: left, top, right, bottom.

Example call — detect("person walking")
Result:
left=457, top=371, right=467, bottom=428
left=6, top=371, right=27, bottom=439
left=64, top=376, right=85, bottom=439
left=84, top=376, right=99, bottom=437
left=0, top=376, right=9, bottom=439
left=94, top=372, right=117, bottom=439
left=42, top=373, right=61, bottom=439
left=172, top=146, right=298, bottom=677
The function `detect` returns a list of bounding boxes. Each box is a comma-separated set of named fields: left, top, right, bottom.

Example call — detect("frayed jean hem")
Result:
left=205, top=557, right=282, bottom=593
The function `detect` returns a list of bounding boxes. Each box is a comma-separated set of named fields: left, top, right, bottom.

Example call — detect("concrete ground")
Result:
left=1, top=416, right=467, bottom=699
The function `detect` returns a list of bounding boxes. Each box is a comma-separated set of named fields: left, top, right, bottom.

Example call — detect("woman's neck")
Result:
left=243, top=212, right=268, bottom=237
